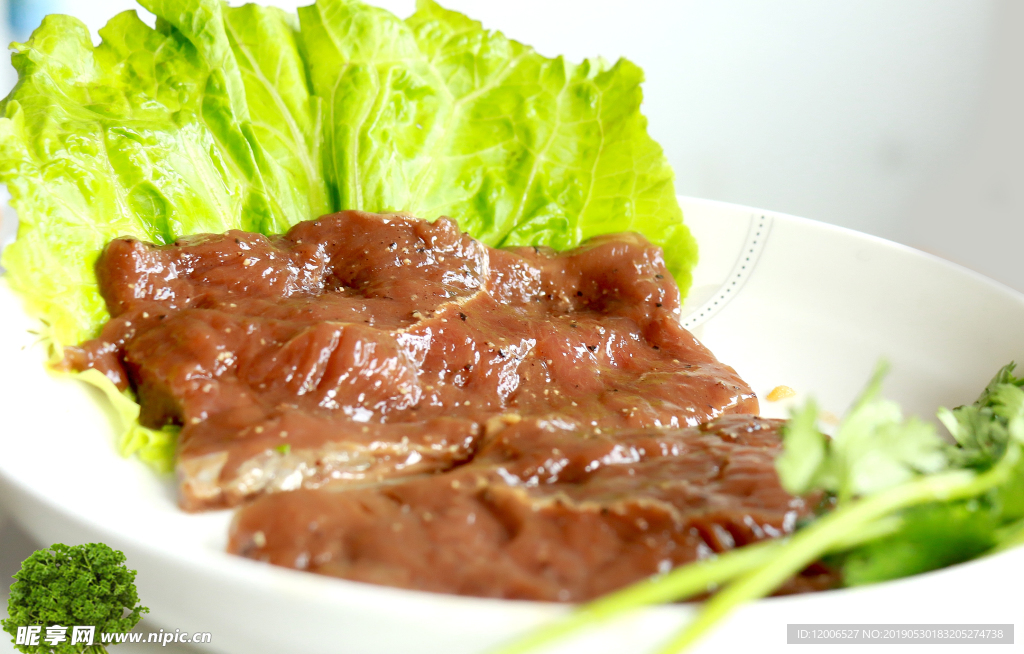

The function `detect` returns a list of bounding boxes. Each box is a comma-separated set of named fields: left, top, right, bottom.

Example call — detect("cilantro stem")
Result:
left=656, top=447, right=1021, bottom=654
left=827, top=514, right=902, bottom=549
left=491, top=512, right=904, bottom=654
left=489, top=539, right=782, bottom=654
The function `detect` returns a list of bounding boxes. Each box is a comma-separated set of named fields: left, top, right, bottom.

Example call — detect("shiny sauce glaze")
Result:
left=228, top=415, right=835, bottom=601
left=64, top=211, right=757, bottom=510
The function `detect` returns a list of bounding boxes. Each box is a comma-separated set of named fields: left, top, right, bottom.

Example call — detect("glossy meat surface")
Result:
left=228, top=415, right=834, bottom=601
left=64, top=211, right=757, bottom=510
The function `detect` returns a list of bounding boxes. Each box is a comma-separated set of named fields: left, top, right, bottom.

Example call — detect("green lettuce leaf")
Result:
left=77, top=369, right=178, bottom=473
left=0, top=1, right=325, bottom=467
left=0, top=0, right=694, bottom=472
left=0, top=1, right=325, bottom=348
left=298, top=0, right=695, bottom=286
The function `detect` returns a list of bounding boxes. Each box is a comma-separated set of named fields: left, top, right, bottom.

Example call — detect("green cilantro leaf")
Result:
left=939, top=362, right=1024, bottom=468
left=777, top=362, right=948, bottom=503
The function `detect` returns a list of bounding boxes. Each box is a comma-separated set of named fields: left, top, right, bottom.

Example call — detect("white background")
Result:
left=0, top=1, right=1021, bottom=652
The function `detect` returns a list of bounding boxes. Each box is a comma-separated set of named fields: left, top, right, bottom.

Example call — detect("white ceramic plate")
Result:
left=1, top=197, right=1022, bottom=654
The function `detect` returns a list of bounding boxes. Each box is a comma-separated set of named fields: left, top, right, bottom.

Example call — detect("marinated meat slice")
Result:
left=63, top=211, right=757, bottom=510
left=228, top=416, right=834, bottom=601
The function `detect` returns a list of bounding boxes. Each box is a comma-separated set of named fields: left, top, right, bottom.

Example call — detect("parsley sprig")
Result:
left=3, top=543, right=148, bottom=654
